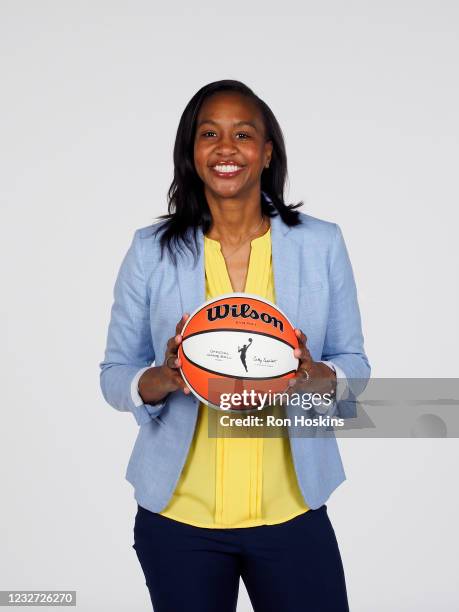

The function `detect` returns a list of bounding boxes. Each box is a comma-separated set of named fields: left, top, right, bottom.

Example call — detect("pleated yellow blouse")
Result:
left=160, top=227, right=309, bottom=528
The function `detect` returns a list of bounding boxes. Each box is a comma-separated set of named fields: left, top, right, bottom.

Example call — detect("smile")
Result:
left=211, top=164, right=245, bottom=178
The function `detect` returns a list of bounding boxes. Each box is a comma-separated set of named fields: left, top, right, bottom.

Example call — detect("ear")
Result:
left=264, top=140, right=273, bottom=167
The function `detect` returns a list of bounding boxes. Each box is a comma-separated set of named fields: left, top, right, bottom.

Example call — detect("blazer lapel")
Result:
left=176, top=226, right=206, bottom=316
left=270, top=213, right=302, bottom=327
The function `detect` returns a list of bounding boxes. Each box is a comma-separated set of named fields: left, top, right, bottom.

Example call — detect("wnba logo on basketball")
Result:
left=206, top=302, right=284, bottom=331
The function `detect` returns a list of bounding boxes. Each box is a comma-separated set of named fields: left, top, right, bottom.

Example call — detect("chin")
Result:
left=207, top=185, right=244, bottom=199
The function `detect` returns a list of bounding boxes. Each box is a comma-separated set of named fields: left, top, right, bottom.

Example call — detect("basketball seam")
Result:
left=182, top=328, right=296, bottom=350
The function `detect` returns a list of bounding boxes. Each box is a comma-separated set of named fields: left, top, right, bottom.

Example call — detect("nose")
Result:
left=215, top=132, right=238, bottom=156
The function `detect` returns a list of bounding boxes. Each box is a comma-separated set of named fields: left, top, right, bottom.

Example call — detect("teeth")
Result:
left=213, top=164, right=242, bottom=173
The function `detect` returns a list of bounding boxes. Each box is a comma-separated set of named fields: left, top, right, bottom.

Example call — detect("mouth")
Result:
left=210, top=162, right=245, bottom=178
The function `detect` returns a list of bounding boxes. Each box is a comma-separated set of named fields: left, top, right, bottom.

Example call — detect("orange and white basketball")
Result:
left=177, top=293, right=300, bottom=410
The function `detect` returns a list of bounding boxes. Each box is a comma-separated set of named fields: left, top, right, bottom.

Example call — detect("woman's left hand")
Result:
left=289, top=328, right=337, bottom=397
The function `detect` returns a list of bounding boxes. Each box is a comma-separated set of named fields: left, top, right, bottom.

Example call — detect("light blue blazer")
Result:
left=99, top=211, right=371, bottom=512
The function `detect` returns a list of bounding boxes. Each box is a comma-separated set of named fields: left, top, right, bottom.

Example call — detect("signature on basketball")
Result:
left=253, top=356, right=278, bottom=367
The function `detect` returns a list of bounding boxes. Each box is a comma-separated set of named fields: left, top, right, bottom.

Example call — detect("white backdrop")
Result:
left=1, top=1, right=458, bottom=610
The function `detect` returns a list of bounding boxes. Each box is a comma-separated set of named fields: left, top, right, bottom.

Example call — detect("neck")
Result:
left=205, top=188, right=266, bottom=245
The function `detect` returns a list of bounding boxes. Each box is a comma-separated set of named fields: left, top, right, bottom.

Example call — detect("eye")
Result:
left=236, top=132, right=250, bottom=139
left=202, top=131, right=216, bottom=137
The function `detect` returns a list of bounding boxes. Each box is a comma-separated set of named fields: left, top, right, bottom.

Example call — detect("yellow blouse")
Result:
left=160, top=227, right=309, bottom=528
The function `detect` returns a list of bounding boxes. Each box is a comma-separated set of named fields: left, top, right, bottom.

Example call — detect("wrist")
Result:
left=138, top=366, right=168, bottom=405
left=310, top=361, right=336, bottom=380
left=304, top=361, right=337, bottom=397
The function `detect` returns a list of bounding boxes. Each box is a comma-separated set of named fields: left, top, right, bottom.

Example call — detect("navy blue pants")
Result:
left=133, top=504, right=349, bottom=611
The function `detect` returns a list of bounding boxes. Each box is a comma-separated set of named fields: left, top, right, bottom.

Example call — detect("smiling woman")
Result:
left=154, top=81, right=304, bottom=269
left=194, top=95, right=272, bottom=191
left=99, top=79, right=371, bottom=612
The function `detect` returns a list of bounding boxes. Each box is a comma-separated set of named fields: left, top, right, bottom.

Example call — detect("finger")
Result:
left=294, top=328, right=307, bottom=343
left=166, top=333, right=183, bottom=357
left=293, top=345, right=312, bottom=363
left=295, top=337, right=306, bottom=352
left=293, top=329, right=307, bottom=354
left=175, top=315, right=185, bottom=335
left=175, top=320, right=189, bottom=347
left=169, top=371, right=191, bottom=395
left=176, top=313, right=190, bottom=335
left=165, top=355, right=180, bottom=369
left=166, top=336, right=179, bottom=352
left=167, top=368, right=184, bottom=386
left=180, top=313, right=190, bottom=332
left=169, top=355, right=184, bottom=369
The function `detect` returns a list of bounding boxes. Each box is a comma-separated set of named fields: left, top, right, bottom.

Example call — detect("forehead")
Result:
left=196, top=92, right=264, bottom=127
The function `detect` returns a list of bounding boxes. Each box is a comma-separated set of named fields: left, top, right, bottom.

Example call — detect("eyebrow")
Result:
left=197, top=119, right=259, bottom=130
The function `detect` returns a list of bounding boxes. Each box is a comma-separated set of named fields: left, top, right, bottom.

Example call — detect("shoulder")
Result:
left=135, top=219, right=169, bottom=242
left=123, top=220, right=171, bottom=269
left=131, top=219, right=170, bottom=253
left=288, top=211, right=340, bottom=246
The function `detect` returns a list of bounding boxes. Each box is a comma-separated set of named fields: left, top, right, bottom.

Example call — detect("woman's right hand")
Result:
left=138, top=314, right=192, bottom=405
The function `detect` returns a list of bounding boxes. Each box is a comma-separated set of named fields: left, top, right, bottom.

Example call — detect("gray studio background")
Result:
left=1, top=1, right=458, bottom=610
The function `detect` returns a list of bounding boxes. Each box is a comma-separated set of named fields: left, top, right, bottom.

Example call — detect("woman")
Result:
left=99, top=80, right=371, bottom=611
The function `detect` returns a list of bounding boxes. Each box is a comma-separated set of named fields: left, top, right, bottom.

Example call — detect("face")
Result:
left=193, top=92, right=273, bottom=200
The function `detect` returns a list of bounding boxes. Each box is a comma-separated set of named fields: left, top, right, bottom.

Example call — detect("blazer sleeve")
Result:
left=321, top=223, right=371, bottom=418
left=99, top=229, right=167, bottom=426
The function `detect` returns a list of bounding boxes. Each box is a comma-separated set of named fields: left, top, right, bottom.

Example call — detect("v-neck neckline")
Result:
left=204, top=227, right=271, bottom=294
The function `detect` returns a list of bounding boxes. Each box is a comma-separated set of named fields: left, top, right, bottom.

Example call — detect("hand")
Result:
left=288, top=328, right=337, bottom=397
left=162, top=313, right=192, bottom=393
left=138, top=314, right=192, bottom=405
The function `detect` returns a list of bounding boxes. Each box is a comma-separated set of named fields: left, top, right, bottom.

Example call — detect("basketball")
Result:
left=178, top=293, right=300, bottom=410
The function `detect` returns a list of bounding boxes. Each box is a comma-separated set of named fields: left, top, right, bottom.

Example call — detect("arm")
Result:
left=99, top=230, right=166, bottom=426
left=321, top=224, right=371, bottom=418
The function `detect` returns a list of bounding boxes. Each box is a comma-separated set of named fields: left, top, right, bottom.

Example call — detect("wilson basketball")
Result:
left=177, top=293, right=300, bottom=410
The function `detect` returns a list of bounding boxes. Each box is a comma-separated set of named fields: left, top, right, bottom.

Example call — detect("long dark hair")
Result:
left=154, top=79, right=303, bottom=263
